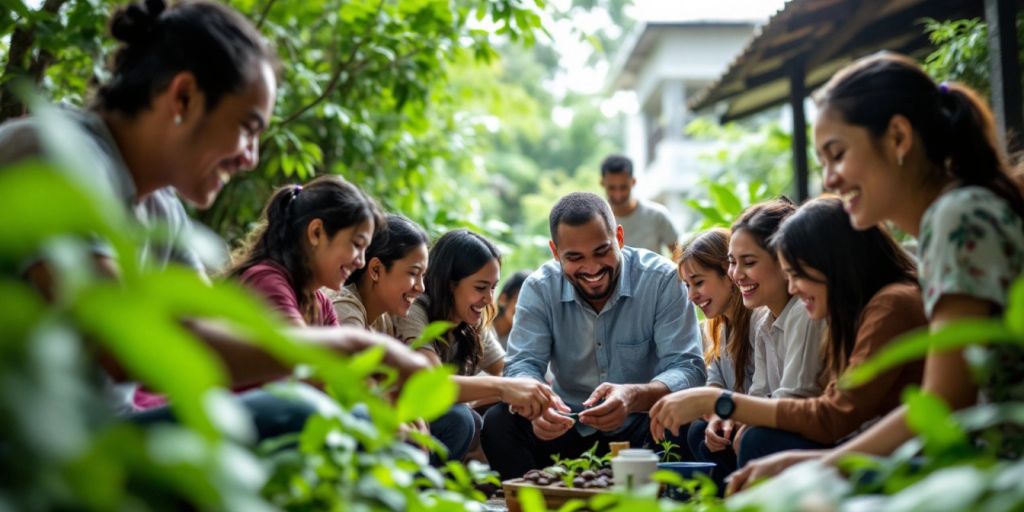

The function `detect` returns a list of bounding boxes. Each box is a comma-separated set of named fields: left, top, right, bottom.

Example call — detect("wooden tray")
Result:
left=502, top=478, right=609, bottom=512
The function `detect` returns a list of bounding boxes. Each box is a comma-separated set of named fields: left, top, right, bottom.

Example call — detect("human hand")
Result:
left=704, top=416, right=734, bottom=452
left=578, top=383, right=635, bottom=432
left=725, top=450, right=825, bottom=495
left=398, top=418, right=431, bottom=452
left=531, top=402, right=574, bottom=441
left=501, top=378, right=556, bottom=420
left=649, top=387, right=715, bottom=442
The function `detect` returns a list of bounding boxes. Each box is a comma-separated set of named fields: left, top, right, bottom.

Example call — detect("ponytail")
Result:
left=940, top=84, right=1024, bottom=219
left=816, top=53, right=1024, bottom=220
left=228, top=176, right=383, bottom=323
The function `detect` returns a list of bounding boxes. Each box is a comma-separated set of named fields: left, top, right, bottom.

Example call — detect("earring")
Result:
left=174, top=114, right=182, bottom=125
left=897, top=154, right=904, bottom=167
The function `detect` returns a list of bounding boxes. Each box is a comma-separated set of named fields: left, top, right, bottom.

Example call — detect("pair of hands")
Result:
left=530, top=383, right=637, bottom=441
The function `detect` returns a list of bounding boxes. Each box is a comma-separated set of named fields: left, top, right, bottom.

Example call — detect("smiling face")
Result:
left=727, top=229, right=790, bottom=316
left=778, top=254, right=829, bottom=321
left=309, top=218, right=374, bottom=291
left=450, top=258, right=500, bottom=325
left=814, top=107, right=904, bottom=230
left=371, top=243, right=429, bottom=317
left=173, top=61, right=277, bottom=208
left=680, top=259, right=735, bottom=320
left=550, top=216, right=623, bottom=310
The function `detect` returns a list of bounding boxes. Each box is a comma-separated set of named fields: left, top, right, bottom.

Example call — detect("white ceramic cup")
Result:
left=611, top=448, right=659, bottom=490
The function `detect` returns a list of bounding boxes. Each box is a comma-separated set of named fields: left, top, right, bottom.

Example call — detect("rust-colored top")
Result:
left=775, top=282, right=927, bottom=444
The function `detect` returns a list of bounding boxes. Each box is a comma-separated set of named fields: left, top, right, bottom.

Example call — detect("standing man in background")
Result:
left=600, top=155, right=680, bottom=256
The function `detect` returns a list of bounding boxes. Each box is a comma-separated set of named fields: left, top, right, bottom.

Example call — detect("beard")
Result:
left=570, top=264, right=621, bottom=304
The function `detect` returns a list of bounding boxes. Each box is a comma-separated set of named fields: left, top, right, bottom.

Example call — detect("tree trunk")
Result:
left=0, top=0, right=70, bottom=122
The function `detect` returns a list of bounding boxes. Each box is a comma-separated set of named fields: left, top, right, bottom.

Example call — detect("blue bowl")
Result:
left=657, top=462, right=716, bottom=500
left=657, top=461, right=716, bottom=479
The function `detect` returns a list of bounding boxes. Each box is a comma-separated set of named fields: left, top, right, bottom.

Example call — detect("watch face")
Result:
left=715, top=393, right=735, bottom=419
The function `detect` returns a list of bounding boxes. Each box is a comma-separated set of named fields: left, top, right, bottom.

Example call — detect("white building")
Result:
left=607, top=20, right=762, bottom=227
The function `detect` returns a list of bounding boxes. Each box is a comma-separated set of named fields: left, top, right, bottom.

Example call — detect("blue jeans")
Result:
left=736, top=426, right=828, bottom=467
left=430, top=403, right=478, bottom=463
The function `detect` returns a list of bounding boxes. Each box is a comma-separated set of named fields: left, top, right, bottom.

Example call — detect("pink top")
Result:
left=239, top=260, right=339, bottom=327
left=133, top=260, right=338, bottom=411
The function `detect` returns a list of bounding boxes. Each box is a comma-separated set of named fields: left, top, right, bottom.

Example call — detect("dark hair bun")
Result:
left=110, top=0, right=166, bottom=45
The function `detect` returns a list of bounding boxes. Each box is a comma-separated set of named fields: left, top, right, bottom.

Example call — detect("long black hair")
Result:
left=772, top=196, right=917, bottom=378
left=96, top=0, right=278, bottom=116
left=347, top=214, right=428, bottom=286
left=815, top=52, right=1024, bottom=219
left=228, top=176, right=383, bottom=324
left=419, top=229, right=501, bottom=375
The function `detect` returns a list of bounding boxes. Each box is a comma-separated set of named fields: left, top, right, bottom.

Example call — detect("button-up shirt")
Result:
left=504, top=246, right=706, bottom=434
left=748, top=296, right=827, bottom=399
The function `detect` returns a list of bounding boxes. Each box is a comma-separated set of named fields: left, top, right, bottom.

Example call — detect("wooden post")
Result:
left=789, top=61, right=809, bottom=203
left=986, top=0, right=1023, bottom=151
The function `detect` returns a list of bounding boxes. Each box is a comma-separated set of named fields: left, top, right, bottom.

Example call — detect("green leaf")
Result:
left=518, top=487, right=547, bottom=512
left=0, top=279, right=46, bottom=347
left=904, top=387, right=969, bottom=452
left=1006, top=277, right=1024, bottom=335
left=72, top=282, right=228, bottom=439
left=395, top=365, right=457, bottom=423
left=709, top=182, right=743, bottom=218
left=409, top=320, right=453, bottom=350
left=841, top=319, right=1018, bottom=388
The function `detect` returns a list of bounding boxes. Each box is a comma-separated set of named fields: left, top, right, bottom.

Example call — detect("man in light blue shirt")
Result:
left=481, top=192, right=705, bottom=480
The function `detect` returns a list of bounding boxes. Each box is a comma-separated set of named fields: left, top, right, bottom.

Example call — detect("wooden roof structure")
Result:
left=688, top=0, right=1022, bottom=202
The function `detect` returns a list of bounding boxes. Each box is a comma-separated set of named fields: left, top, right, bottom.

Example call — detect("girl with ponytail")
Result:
left=228, top=176, right=383, bottom=326
left=727, top=53, right=1024, bottom=492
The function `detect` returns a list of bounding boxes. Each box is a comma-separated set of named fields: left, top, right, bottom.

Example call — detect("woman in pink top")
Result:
left=134, top=175, right=382, bottom=409
left=228, top=175, right=382, bottom=326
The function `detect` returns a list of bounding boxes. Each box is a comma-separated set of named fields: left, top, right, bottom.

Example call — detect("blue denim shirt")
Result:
left=504, top=246, right=706, bottom=435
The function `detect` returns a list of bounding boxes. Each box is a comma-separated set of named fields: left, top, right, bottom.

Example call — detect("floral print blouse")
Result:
left=918, top=185, right=1024, bottom=456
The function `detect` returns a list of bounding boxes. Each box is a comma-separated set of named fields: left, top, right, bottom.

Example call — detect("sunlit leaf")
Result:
left=395, top=365, right=456, bottom=423
left=841, top=320, right=1018, bottom=388
left=904, top=387, right=969, bottom=453
left=410, top=320, right=454, bottom=350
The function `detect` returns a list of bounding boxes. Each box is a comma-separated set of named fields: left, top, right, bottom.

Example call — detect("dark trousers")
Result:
left=686, top=419, right=737, bottom=493
left=430, top=403, right=479, bottom=463
left=736, top=426, right=829, bottom=467
left=129, top=388, right=316, bottom=442
left=481, top=405, right=691, bottom=481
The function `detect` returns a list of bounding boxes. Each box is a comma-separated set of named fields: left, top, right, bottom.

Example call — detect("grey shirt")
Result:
left=614, top=199, right=680, bottom=255
left=395, top=297, right=505, bottom=375
left=0, top=109, right=204, bottom=274
left=0, top=109, right=204, bottom=413
left=748, top=296, right=827, bottom=398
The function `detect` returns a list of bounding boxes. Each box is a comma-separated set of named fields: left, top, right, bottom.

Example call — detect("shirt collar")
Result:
left=771, top=295, right=801, bottom=333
